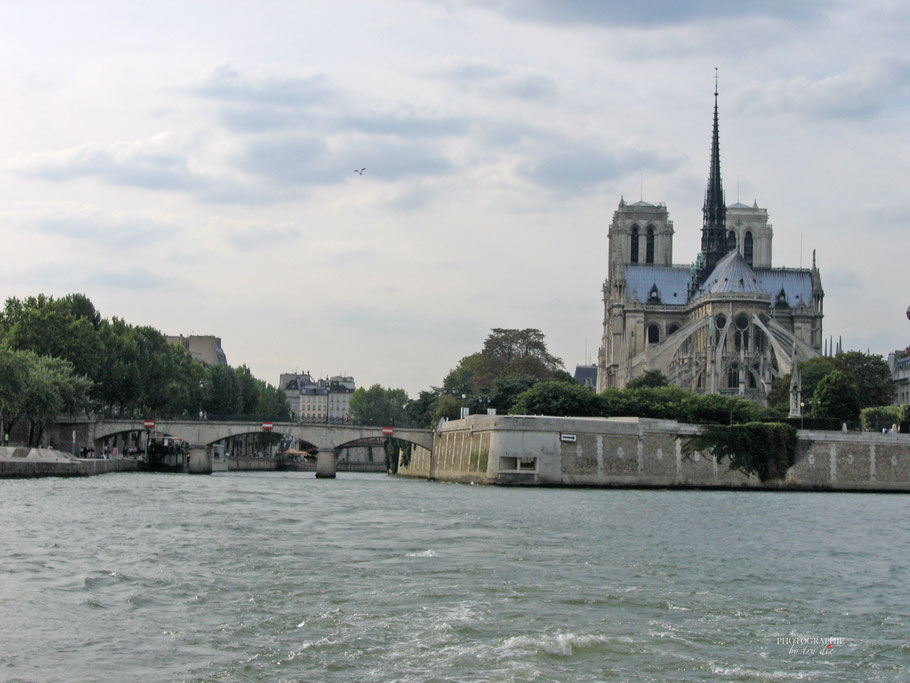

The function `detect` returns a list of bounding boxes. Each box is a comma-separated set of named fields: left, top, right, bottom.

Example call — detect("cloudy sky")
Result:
left=2, top=1, right=908, bottom=394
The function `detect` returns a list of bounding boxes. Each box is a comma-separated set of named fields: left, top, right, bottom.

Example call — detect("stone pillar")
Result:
left=187, top=445, right=213, bottom=474
left=315, top=448, right=336, bottom=478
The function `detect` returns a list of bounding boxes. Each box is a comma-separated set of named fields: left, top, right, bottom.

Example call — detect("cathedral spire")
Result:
left=692, top=70, right=729, bottom=295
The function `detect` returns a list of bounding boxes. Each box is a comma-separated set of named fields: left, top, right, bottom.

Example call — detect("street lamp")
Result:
left=800, top=401, right=805, bottom=430
left=198, top=380, right=204, bottom=420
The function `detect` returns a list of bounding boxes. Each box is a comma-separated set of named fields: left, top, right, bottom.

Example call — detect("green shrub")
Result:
left=510, top=380, right=604, bottom=417
left=860, top=405, right=902, bottom=432
left=685, top=422, right=797, bottom=482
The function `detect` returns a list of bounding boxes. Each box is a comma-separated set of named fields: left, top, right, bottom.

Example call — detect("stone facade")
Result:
left=888, top=349, right=910, bottom=405
left=280, top=373, right=355, bottom=423
left=597, top=92, right=824, bottom=402
left=397, top=415, right=910, bottom=491
left=165, top=335, right=227, bottom=366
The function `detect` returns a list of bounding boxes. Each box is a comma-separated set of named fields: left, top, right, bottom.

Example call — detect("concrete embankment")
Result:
left=398, top=415, right=910, bottom=492
left=0, top=447, right=139, bottom=478
left=228, top=457, right=384, bottom=473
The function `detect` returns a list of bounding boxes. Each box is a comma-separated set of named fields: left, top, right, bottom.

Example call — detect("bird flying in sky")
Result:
left=354, top=168, right=366, bottom=175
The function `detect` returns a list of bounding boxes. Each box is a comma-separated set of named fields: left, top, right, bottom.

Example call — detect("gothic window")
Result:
left=647, top=324, right=660, bottom=344
left=748, top=370, right=757, bottom=389
left=668, top=323, right=679, bottom=335
left=646, top=226, right=655, bottom=263
left=715, top=314, right=727, bottom=346
left=744, top=231, right=754, bottom=267
left=728, top=365, right=739, bottom=388
left=735, top=314, right=750, bottom=351
left=727, top=230, right=736, bottom=252
left=630, top=226, right=639, bottom=263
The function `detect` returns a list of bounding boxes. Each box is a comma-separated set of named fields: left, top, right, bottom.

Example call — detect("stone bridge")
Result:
left=57, top=418, right=434, bottom=478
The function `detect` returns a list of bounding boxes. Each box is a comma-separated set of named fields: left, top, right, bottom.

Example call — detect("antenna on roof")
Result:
left=737, top=177, right=740, bottom=204
left=640, top=170, right=643, bottom=202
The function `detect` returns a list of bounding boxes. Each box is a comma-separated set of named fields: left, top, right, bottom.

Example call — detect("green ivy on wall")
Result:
left=685, top=422, right=797, bottom=482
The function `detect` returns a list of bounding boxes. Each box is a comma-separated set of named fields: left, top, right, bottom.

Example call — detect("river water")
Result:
left=1, top=472, right=908, bottom=682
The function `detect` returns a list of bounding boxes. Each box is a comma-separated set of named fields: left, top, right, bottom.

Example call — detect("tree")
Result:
left=204, top=363, right=241, bottom=417
left=256, top=381, right=291, bottom=421
left=19, top=354, right=92, bottom=446
left=768, top=356, right=837, bottom=413
left=431, top=394, right=461, bottom=425
left=0, top=348, right=30, bottom=439
left=472, top=328, right=563, bottom=391
left=235, top=365, right=261, bottom=416
left=405, top=389, right=440, bottom=428
left=349, top=384, right=410, bottom=426
left=442, top=353, right=482, bottom=396
left=627, top=370, right=669, bottom=389
left=489, top=374, right=538, bottom=413
left=0, top=294, right=103, bottom=385
left=833, top=351, right=894, bottom=408
left=812, top=370, right=861, bottom=421
left=510, top=380, right=603, bottom=417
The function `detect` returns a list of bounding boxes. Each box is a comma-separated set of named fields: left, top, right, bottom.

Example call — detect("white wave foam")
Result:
left=407, top=549, right=437, bottom=558
left=502, top=632, right=610, bottom=657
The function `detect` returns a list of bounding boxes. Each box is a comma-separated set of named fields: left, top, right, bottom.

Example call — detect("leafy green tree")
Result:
left=0, top=294, right=103, bottom=385
left=255, top=381, right=291, bottom=421
left=20, top=354, right=92, bottom=446
left=489, top=374, right=537, bottom=413
left=860, top=405, right=902, bottom=431
left=162, top=345, right=206, bottom=417
left=627, top=370, right=669, bottom=389
left=510, top=380, right=604, bottom=417
left=204, top=363, right=241, bottom=417
left=431, top=394, right=461, bottom=425
left=812, top=370, right=861, bottom=421
left=0, top=347, right=31, bottom=439
left=405, top=389, right=440, bottom=427
left=473, top=328, right=563, bottom=391
left=349, top=384, right=410, bottom=426
left=833, top=351, right=894, bottom=408
left=235, top=365, right=261, bottom=416
left=768, top=356, right=837, bottom=413
left=442, top=353, right=482, bottom=395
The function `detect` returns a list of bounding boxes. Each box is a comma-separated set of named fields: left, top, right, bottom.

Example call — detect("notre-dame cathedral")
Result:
left=596, top=85, right=824, bottom=403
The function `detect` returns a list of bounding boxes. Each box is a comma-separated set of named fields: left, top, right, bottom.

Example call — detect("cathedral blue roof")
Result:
left=625, top=265, right=690, bottom=305
left=699, top=250, right=766, bottom=296
left=753, top=268, right=814, bottom=308
left=626, top=257, right=816, bottom=308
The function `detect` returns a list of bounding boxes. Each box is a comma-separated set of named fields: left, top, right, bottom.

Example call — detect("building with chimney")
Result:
left=280, top=372, right=356, bottom=423
left=596, top=82, right=824, bottom=403
left=166, top=335, right=227, bottom=366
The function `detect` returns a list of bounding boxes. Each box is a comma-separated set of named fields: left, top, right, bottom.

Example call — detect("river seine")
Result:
left=2, top=471, right=908, bottom=681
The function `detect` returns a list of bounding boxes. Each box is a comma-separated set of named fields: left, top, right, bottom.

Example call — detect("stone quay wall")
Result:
left=396, top=415, right=910, bottom=491
left=229, top=457, right=279, bottom=471
left=0, top=452, right=139, bottom=479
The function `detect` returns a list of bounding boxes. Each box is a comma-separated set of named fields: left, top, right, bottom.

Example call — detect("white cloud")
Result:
left=0, top=0, right=907, bottom=393
left=738, top=58, right=910, bottom=120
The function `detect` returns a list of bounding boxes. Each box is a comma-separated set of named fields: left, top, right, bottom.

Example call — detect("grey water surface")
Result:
left=1, top=472, right=908, bottom=681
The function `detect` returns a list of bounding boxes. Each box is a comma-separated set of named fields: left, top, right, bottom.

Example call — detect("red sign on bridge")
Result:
left=143, top=420, right=155, bottom=429
left=262, top=422, right=274, bottom=431
left=382, top=427, right=394, bottom=436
